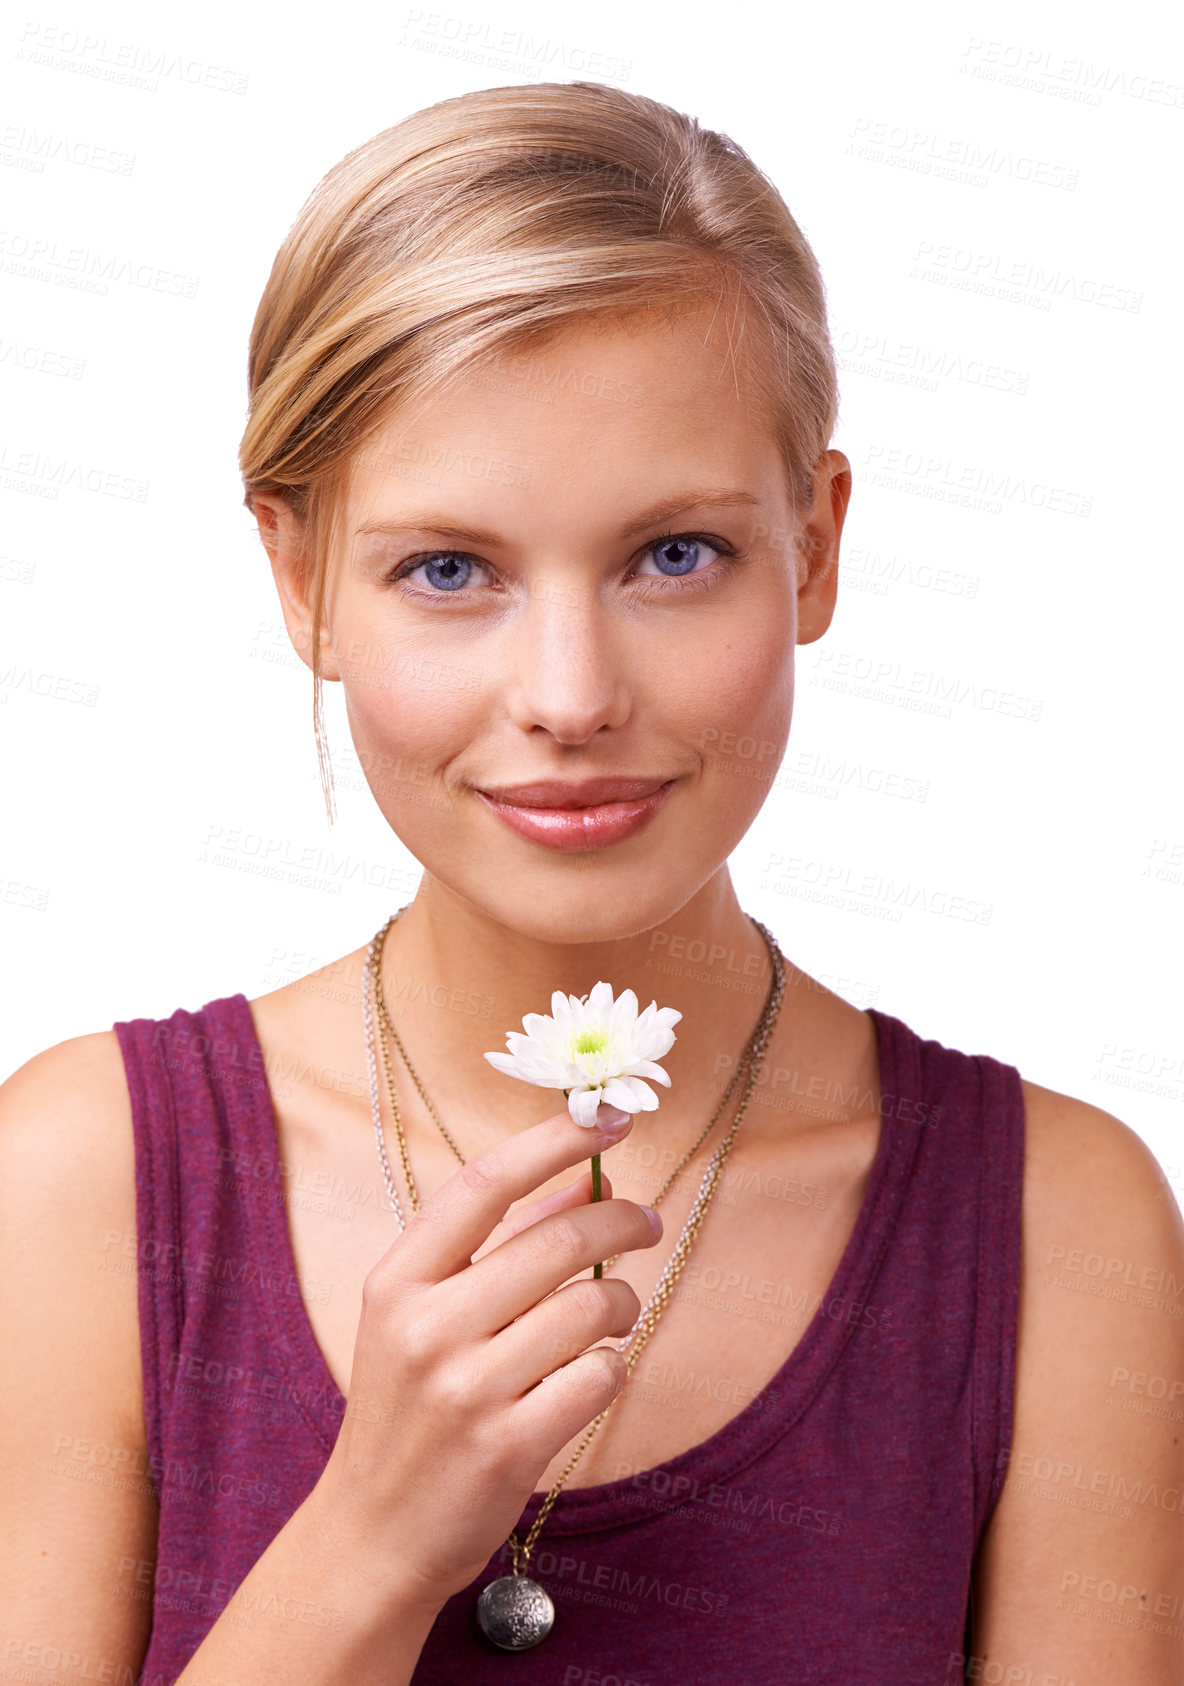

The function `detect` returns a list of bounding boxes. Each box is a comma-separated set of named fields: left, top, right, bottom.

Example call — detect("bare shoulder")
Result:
left=1, top=1027, right=137, bottom=1170
left=966, top=1078, right=1184, bottom=1679
left=0, top=1030, right=146, bottom=1439
left=0, top=1028, right=138, bottom=1200
left=0, top=1031, right=157, bottom=1667
left=1016, top=1077, right=1184, bottom=1394
left=1018, top=1075, right=1180, bottom=1229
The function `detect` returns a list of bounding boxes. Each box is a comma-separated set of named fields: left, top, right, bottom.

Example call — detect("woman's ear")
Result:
left=795, top=450, right=852, bottom=647
left=248, top=491, right=341, bottom=681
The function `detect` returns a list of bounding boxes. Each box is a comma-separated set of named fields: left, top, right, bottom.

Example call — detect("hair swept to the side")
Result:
left=239, top=80, right=840, bottom=823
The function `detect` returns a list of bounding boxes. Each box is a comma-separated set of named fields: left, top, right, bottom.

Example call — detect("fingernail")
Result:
left=596, top=1103, right=632, bottom=1135
left=640, top=1204, right=662, bottom=1237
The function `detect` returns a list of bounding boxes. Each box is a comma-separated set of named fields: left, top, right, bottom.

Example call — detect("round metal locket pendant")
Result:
left=476, top=1573, right=556, bottom=1651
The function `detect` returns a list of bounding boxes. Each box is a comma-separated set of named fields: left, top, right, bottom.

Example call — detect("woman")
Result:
left=3, top=81, right=1181, bottom=1685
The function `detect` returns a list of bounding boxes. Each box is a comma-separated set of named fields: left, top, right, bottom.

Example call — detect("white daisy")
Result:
left=484, top=981, right=681, bottom=1126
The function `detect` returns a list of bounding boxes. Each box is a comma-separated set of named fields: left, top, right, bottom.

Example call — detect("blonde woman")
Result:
left=3, top=82, right=1181, bottom=1686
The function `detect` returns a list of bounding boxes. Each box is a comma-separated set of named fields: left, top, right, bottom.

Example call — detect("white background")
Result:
left=2, top=0, right=1180, bottom=1198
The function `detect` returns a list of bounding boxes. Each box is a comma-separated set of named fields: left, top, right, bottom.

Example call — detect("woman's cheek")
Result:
left=341, top=663, right=480, bottom=827
left=681, top=615, right=794, bottom=765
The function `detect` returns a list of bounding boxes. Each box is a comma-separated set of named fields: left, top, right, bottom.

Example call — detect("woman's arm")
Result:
left=967, top=1080, right=1184, bottom=1682
left=0, top=1034, right=159, bottom=1685
left=0, top=1035, right=449, bottom=1686
left=169, top=1481, right=444, bottom=1685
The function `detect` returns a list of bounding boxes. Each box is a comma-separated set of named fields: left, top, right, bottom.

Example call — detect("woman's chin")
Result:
left=428, top=870, right=709, bottom=949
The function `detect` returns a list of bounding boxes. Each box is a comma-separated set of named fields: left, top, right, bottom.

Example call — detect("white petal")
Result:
left=638, top=1001, right=682, bottom=1035
left=642, top=1031, right=678, bottom=1064
left=633, top=1010, right=678, bottom=1060
left=568, top=1085, right=604, bottom=1127
left=542, top=1034, right=575, bottom=1069
left=486, top=1049, right=565, bottom=1089
left=503, top=1031, right=540, bottom=1057
left=532, top=1027, right=572, bottom=1065
left=586, top=980, right=616, bottom=1018
left=575, top=1051, right=608, bottom=1083
left=608, top=988, right=640, bottom=1041
left=606, top=1075, right=661, bottom=1111
left=530, top=1062, right=572, bottom=1087
left=623, top=1059, right=672, bottom=1086
left=521, top=1012, right=557, bottom=1041
left=500, top=1040, right=563, bottom=1081
left=600, top=1077, right=641, bottom=1113
left=630, top=1005, right=658, bottom=1045
left=483, top=1051, right=521, bottom=1076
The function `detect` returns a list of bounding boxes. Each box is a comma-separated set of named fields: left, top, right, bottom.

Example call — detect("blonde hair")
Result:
left=239, top=80, right=840, bottom=823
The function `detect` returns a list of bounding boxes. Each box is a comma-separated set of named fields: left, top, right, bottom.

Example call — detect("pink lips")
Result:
left=474, top=777, right=676, bottom=852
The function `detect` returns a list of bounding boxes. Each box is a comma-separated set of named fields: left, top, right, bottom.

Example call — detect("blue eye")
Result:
left=634, top=534, right=724, bottom=578
left=402, top=554, right=485, bottom=591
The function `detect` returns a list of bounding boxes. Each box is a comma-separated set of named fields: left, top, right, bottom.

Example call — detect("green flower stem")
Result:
left=591, top=1151, right=603, bottom=1279
left=564, top=1089, right=605, bottom=1278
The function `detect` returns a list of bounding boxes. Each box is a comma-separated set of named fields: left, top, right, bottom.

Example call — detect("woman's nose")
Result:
left=503, top=583, right=632, bottom=744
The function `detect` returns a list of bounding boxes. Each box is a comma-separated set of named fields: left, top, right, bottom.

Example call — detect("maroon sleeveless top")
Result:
left=113, top=993, right=1023, bottom=1684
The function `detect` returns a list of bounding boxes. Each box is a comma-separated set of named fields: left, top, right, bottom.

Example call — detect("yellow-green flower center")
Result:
left=573, top=1029, right=608, bottom=1056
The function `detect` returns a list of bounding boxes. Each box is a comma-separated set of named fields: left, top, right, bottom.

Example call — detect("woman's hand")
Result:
left=314, top=1103, right=662, bottom=1608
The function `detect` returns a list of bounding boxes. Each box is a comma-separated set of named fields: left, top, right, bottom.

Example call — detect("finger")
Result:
left=457, top=1195, right=661, bottom=1340
left=491, top=1275, right=640, bottom=1398
left=473, top=1166, right=615, bottom=1263
left=514, top=1345, right=628, bottom=1455
left=389, top=1103, right=634, bottom=1284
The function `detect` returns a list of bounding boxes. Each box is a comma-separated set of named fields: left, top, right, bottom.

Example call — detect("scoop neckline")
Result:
left=218, top=991, right=920, bottom=1537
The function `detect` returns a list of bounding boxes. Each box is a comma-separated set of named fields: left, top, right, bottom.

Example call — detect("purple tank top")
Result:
left=113, top=993, right=1023, bottom=1685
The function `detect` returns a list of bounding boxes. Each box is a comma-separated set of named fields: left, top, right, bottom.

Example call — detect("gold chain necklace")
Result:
left=361, top=908, right=787, bottom=1651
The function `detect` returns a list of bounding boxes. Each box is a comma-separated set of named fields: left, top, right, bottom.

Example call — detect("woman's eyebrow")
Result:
left=352, top=489, right=762, bottom=548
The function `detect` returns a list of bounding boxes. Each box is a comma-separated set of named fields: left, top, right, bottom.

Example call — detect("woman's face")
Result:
left=271, top=303, right=849, bottom=944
